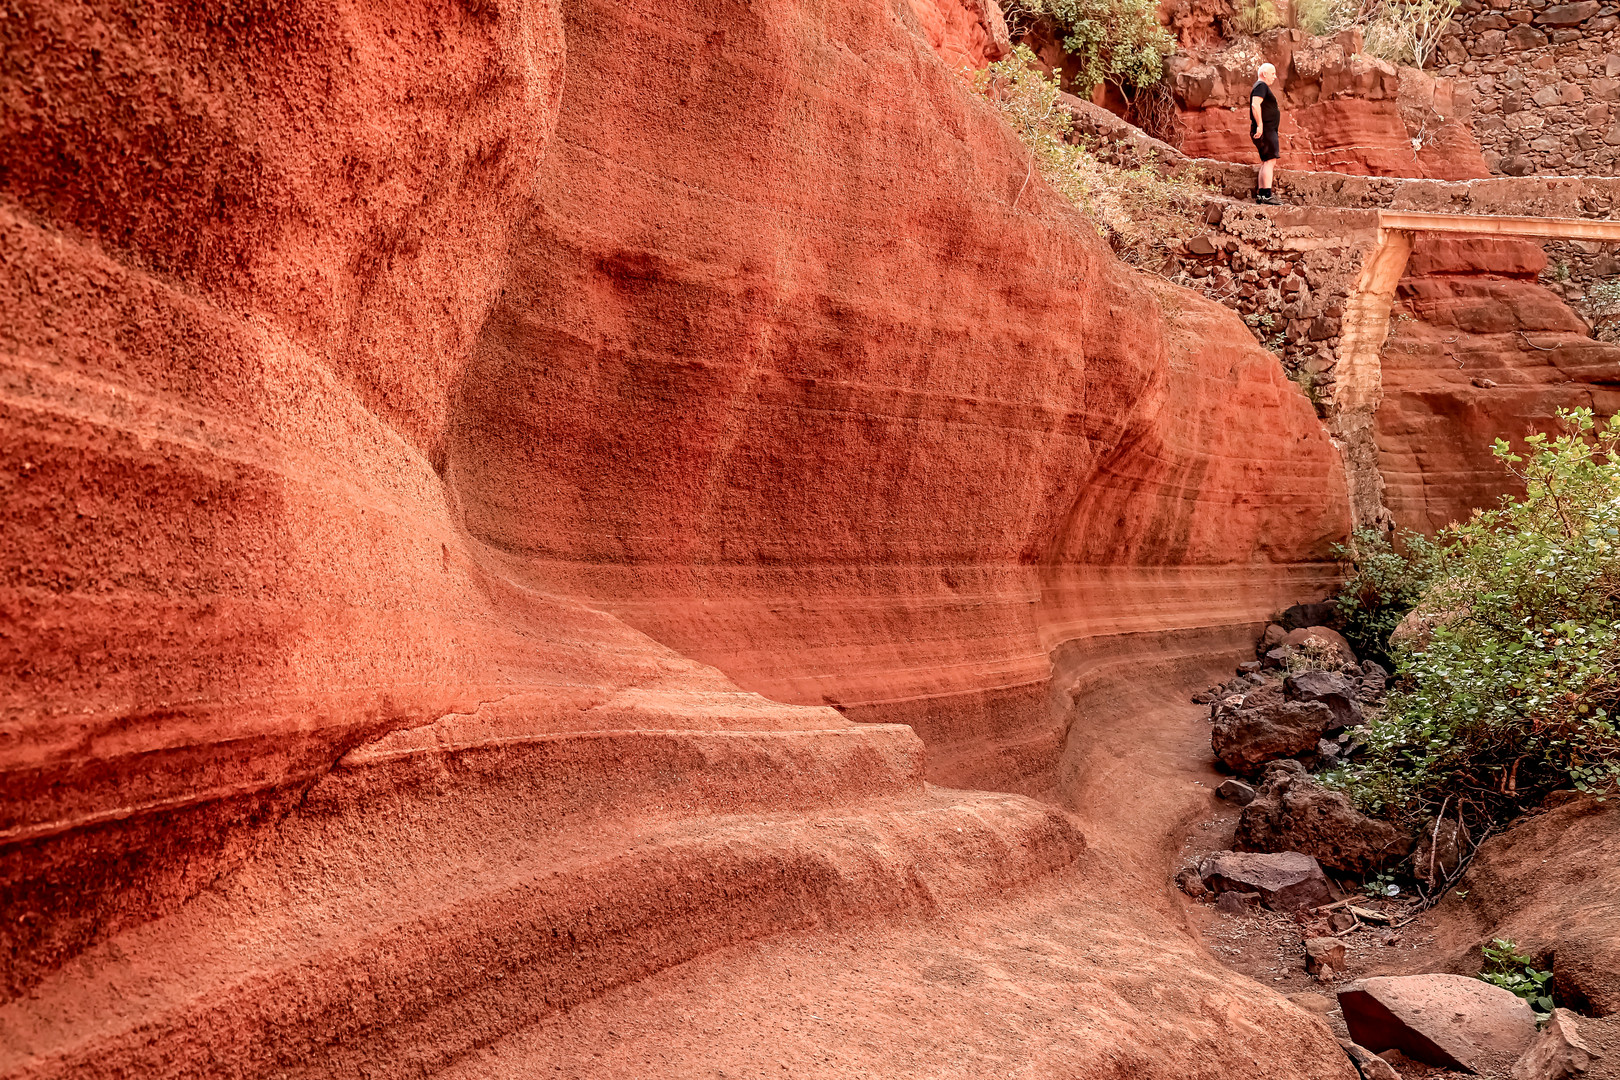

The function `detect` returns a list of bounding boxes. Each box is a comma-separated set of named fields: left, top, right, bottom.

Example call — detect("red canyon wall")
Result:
left=1168, top=30, right=1491, bottom=180
left=1377, top=236, right=1620, bottom=532
left=2, top=0, right=1349, bottom=1073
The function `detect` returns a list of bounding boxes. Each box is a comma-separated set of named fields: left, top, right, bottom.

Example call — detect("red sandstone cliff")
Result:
left=1378, top=236, right=1620, bottom=532
left=1168, top=30, right=1491, bottom=179
left=1, top=0, right=1352, bottom=1075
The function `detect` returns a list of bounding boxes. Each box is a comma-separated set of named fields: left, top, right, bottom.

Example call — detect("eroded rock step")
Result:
left=0, top=725, right=1084, bottom=1080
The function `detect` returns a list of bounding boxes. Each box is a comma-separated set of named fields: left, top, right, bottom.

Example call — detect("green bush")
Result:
left=1332, top=409, right=1620, bottom=824
left=971, top=48, right=1208, bottom=268
left=1479, top=938, right=1555, bottom=1019
left=1001, top=0, right=1175, bottom=93
left=1295, top=0, right=1354, bottom=36
left=1332, top=527, right=1441, bottom=668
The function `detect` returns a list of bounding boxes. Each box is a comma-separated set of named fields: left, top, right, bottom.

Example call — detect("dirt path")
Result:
left=436, top=652, right=1356, bottom=1079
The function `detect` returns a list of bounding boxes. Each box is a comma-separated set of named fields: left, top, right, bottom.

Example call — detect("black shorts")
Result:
left=1252, top=131, right=1280, bottom=162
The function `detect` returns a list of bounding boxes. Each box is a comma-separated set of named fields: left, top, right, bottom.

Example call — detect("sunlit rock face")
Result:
left=1, top=0, right=1349, bottom=1073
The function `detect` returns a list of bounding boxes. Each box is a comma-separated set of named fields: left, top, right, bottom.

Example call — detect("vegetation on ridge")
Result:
left=1327, top=410, right=1620, bottom=827
left=999, top=0, right=1174, bottom=94
left=1295, top=0, right=1461, bottom=68
left=972, top=48, right=1208, bottom=270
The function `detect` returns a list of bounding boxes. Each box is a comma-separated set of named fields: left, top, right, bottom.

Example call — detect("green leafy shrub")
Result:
left=1587, top=277, right=1620, bottom=343
left=1295, top=0, right=1355, bottom=36
left=1480, top=938, right=1555, bottom=1019
left=1001, top=0, right=1175, bottom=93
left=972, top=48, right=1208, bottom=268
left=1332, top=410, right=1620, bottom=823
left=1332, top=527, right=1441, bottom=668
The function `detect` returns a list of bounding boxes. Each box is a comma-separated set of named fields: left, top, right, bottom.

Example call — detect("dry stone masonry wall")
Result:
left=1438, top=0, right=1620, bottom=175
left=1170, top=206, right=1377, bottom=411
left=1541, top=236, right=1620, bottom=331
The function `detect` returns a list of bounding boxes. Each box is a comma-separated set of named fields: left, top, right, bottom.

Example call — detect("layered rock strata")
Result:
left=1166, top=29, right=1490, bottom=180
left=1377, top=235, right=1620, bottom=531
left=2, top=0, right=1351, bottom=1074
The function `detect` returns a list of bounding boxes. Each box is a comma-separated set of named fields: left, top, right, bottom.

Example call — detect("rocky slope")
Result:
left=2, top=0, right=1353, bottom=1075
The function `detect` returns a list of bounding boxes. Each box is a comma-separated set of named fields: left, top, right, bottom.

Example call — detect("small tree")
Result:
left=1588, top=277, right=1620, bottom=343
left=1332, top=527, right=1441, bottom=669
left=1001, top=0, right=1175, bottom=96
left=1333, top=409, right=1620, bottom=824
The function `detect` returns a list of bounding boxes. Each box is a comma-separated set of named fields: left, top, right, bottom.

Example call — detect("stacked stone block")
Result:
left=1437, top=0, right=1620, bottom=176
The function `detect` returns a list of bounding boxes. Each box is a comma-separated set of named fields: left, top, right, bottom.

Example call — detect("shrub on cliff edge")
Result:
left=1000, top=0, right=1175, bottom=94
left=1332, top=527, right=1440, bottom=668
left=972, top=48, right=1207, bottom=269
left=1330, top=409, right=1620, bottom=825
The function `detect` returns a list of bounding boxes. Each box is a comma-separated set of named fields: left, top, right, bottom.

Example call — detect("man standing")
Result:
left=1250, top=62, right=1281, bottom=205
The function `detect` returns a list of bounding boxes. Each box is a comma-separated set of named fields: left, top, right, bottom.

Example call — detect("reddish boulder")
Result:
left=1511, top=1008, right=1605, bottom=1080
left=1414, top=796, right=1620, bottom=1017
left=1339, top=974, right=1537, bottom=1072
left=1306, top=936, right=1347, bottom=976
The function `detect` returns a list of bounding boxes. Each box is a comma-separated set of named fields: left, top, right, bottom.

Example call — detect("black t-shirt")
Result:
left=1250, top=80, right=1280, bottom=138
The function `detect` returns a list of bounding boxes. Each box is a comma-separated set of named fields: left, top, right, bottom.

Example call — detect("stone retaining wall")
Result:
left=1541, top=236, right=1620, bottom=331
left=1437, top=0, right=1620, bottom=176
left=1166, top=205, right=1379, bottom=411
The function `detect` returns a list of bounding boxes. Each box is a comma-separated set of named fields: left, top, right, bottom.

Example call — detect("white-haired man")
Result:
left=1250, top=63, right=1281, bottom=204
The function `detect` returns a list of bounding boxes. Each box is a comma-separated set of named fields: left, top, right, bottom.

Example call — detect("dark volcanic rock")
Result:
left=1236, top=761, right=1414, bottom=875
left=1281, top=603, right=1338, bottom=630
left=1217, top=779, right=1257, bottom=805
left=1285, top=670, right=1361, bottom=728
left=1212, top=701, right=1335, bottom=776
left=1357, top=661, right=1388, bottom=704
left=1200, top=850, right=1334, bottom=912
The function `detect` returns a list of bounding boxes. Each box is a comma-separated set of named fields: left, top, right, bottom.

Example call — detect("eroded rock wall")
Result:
left=2, top=0, right=1351, bottom=1069
left=1377, top=235, right=1620, bottom=531
left=1166, top=29, right=1491, bottom=180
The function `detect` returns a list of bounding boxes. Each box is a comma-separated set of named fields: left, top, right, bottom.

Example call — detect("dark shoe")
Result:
left=1254, top=192, right=1278, bottom=205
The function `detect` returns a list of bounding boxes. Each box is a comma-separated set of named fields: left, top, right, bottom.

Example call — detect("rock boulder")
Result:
left=1340, top=1040, right=1401, bottom=1080
left=1212, top=701, right=1336, bottom=776
left=1200, top=850, right=1335, bottom=912
left=1236, top=761, right=1414, bottom=875
left=1511, top=1009, right=1608, bottom=1080
left=1338, top=974, right=1537, bottom=1072
left=1306, top=936, right=1347, bottom=977
left=1285, top=669, right=1362, bottom=728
